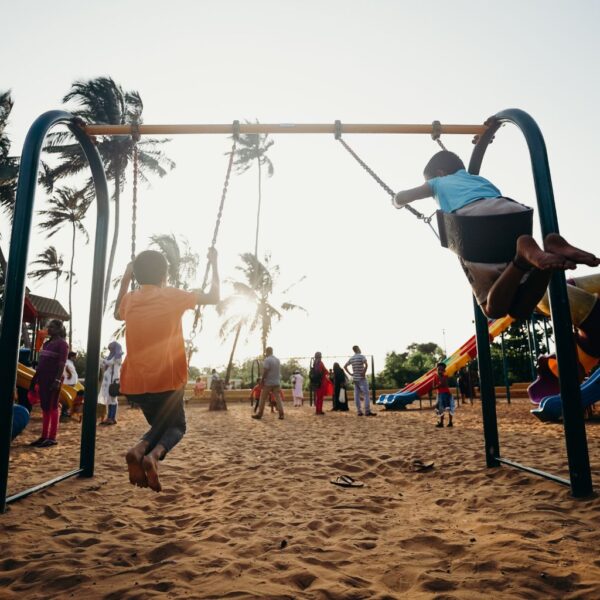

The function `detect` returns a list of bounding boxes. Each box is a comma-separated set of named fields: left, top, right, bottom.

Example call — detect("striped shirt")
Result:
left=344, top=353, right=367, bottom=381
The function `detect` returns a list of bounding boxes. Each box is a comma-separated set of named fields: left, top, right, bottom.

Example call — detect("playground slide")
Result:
left=377, top=315, right=514, bottom=410
left=16, top=362, right=83, bottom=408
left=531, top=368, right=600, bottom=422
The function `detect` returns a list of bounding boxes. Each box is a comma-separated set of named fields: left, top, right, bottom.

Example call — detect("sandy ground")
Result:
left=2, top=398, right=600, bottom=599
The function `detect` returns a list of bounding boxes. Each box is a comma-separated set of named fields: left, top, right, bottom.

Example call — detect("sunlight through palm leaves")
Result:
left=218, top=252, right=306, bottom=384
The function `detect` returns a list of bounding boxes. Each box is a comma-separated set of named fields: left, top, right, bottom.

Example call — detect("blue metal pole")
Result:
left=469, top=108, right=592, bottom=497
left=473, top=298, right=500, bottom=467
left=0, top=111, right=109, bottom=511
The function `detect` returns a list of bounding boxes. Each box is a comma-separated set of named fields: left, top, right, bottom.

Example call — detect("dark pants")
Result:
left=126, top=388, right=186, bottom=456
left=333, top=384, right=349, bottom=411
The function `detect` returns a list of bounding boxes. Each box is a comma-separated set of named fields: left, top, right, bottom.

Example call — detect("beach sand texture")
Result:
left=2, top=400, right=600, bottom=599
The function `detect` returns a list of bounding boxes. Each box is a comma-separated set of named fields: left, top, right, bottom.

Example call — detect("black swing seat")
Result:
left=436, top=206, right=534, bottom=263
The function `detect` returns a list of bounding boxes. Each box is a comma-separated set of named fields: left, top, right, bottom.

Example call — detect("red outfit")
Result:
left=433, top=373, right=450, bottom=394
left=313, top=361, right=333, bottom=414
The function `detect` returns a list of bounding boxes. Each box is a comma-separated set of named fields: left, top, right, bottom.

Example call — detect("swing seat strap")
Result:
left=437, top=207, right=534, bottom=263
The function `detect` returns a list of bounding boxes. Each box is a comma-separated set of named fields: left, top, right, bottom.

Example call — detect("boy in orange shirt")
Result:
left=115, top=248, right=219, bottom=492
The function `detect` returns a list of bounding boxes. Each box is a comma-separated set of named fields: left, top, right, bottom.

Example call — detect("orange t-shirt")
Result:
left=119, top=286, right=197, bottom=395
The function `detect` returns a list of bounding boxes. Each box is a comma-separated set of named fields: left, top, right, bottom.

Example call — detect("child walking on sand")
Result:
left=433, top=363, right=454, bottom=428
left=115, top=248, right=219, bottom=492
left=393, top=151, right=600, bottom=319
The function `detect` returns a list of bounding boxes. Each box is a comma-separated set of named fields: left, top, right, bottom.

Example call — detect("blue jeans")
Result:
left=354, top=379, right=370, bottom=413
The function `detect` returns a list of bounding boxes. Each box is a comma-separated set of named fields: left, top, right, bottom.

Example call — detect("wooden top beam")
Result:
left=83, top=122, right=488, bottom=136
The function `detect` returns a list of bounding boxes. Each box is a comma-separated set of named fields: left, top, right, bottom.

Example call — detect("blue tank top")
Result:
left=427, top=169, right=501, bottom=213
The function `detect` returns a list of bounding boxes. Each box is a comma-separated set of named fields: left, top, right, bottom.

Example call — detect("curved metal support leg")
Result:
left=469, top=108, right=592, bottom=497
left=0, top=111, right=109, bottom=511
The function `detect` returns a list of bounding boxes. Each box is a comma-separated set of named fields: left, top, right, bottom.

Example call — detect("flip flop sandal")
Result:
left=410, top=460, right=434, bottom=472
left=330, top=475, right=365, bottom=488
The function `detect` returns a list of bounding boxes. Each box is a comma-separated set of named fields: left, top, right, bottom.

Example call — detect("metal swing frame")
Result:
left=0, top=109, right=591, bottom=514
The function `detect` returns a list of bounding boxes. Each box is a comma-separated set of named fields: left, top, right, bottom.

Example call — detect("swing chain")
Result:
left=130, top=124, right=141, bottom=291
left=131, top=144, right=139, bottom=263
left=431, top=120, right=447, bottom=151
left=334, top=121, right=438, bottom=237
left=188, top=136, right=238, bottom=350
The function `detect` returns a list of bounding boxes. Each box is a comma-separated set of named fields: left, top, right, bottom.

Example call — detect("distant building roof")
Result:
left=28, top=294, right=70, bottom=321
left=23, top=295, right=37, bottom=323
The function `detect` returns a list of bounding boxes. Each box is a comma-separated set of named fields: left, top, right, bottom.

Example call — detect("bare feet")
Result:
left=515, top=235, right=575, bottom=271
left=544, top=233, right=600, bottom=267
left=126, top=446, right=148, bottom=488
left=142, top=454, right=162, bottom=492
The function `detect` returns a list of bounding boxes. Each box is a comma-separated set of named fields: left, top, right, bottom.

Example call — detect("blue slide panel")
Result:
left=376, top=391, right=418, bottom=410
left=531, top=368, right=600, bottom=422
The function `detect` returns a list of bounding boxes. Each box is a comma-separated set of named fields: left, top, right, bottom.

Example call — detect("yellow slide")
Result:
left=16, top=362, right=83, bottom=408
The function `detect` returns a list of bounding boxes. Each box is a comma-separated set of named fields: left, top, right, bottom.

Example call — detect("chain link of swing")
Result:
left=130, top=125, right=141, bottom=291
left=186, top=129, right=239, bottom=361
left=334, top=119, right=442, bottom=240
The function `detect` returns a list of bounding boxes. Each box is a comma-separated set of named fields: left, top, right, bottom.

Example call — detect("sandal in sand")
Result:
left=330, top=475, right=364, bottom=488
left=410, top=460, right=434, bottom=472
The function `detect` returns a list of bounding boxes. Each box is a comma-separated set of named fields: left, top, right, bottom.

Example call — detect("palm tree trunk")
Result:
left=261, top=326, right=267, bottom=357
left=254, top=158, right=262, bottom=259
left=68, top=222, right=76, bottom=348
left=103, top=170, right=121, bottom=312
left=224, top=322, right=243, bottom=385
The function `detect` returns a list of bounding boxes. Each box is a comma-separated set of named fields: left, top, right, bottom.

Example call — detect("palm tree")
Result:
left=37, top=187, right=91, bottom=346
left=0, top=89, right=18, bottom=279
left=218, top=252, right=305, bottom=384
left=28, top=246, right=70, bottom=299
left=43, top=77, right=175, bottom=311
left=150, top=233, right=200, bottom=290
left=0, top=89, right=18, bottom=219
left=232, top=121, right=274, bottom=259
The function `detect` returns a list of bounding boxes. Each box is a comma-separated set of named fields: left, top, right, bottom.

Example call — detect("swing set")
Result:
left=0, top=108, right=592, bottom=513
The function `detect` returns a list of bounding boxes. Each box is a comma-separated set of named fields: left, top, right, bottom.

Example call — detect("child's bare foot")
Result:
left=515, top=235, right=575, bottom=271
left=142, top=454, right=162, bottom=492
left=126, top=447, right=148, bottom=488
left=544, top=233, right=600, bottom=267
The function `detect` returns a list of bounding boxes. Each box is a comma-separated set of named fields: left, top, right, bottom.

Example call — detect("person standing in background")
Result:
left=28, top=319, right=69, bottom=447
left=344, top=345, right=375, bottom=417
left=99, top=342, right=123, bottom=425
left=252, top=347, right=284, bottom=420
left=291, top=370, right=304, bottom=407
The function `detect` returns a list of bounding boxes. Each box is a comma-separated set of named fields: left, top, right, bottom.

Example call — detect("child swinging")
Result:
left=393, top=151, right=600, bottom=319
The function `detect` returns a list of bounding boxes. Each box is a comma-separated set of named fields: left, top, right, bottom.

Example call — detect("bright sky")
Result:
left=2, top=0, right=600, bottom=373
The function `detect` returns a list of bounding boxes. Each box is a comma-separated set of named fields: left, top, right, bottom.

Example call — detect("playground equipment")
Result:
left=11, top=405, right=29, bottom=440
left=16, top=362, right=83, bottom=409
left=528, top=273, right=600, bottom=422
left=377, top=315, right=513, bottom=410
left=533, top=369, right=600, bottom=422
left=0, top=110, right=593, bottom=513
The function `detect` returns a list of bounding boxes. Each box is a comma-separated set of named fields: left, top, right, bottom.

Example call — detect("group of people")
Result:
left=20, top=318, right=124, bottom=447
left=250, top=345, right=376, bottom=419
